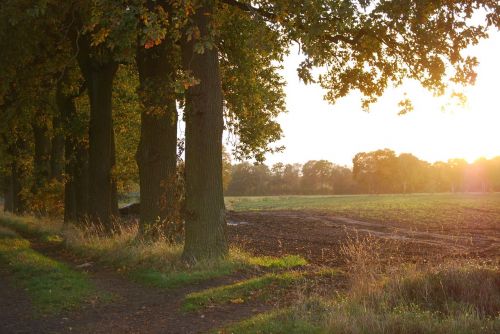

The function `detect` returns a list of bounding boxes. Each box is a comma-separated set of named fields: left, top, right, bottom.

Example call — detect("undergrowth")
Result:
left=0, top=214, right=307, bottom=289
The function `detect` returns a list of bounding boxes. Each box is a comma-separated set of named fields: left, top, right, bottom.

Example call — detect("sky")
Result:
left=254, top=30, right=500, bottom=167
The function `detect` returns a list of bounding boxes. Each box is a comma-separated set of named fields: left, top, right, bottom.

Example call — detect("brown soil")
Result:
left=227, top=210, right=500, bottom=266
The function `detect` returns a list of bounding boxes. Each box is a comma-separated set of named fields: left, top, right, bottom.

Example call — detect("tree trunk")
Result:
left=110, top=127, right=119, bottom=217
left=81, top=62, right=118, bottom=230
left=50, top=114, right=65, bottom=181
left=56, top=84, right=89, bottom=223
left=10, top=137, right=28, bottom=214
left=32, top=117, right=52, bottom=191
left=181, top=3, right=228, bottom=262
left=3, top=174, right=13, bottom=212
left=136, top=27, right=178, bottom=239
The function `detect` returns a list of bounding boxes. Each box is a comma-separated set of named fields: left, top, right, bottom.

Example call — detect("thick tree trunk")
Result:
left=32, top=117, right=52, bottom=191
left=3, top=174, right=13, bottom=212
left=181, top=3, right=228, bottom=262
left=110, top=128, right=119, bottom=217
left=56, top=84, right=89, bottom=223
left=81, top=62, right=118, bottom=230
left=136, top=30, right=178, bottom=238
left=9, top=137, right=28, bottom=214
left=50, top=114, right=65, bottom=181
left=11, top=164, right=25, bottom=214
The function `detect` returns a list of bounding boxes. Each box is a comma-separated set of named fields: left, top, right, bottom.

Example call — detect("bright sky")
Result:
left=260, top=30, right=500, bottom=167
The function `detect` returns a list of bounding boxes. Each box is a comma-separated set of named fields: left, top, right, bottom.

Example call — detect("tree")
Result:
left=184, top=0, right=498, bottom=258
left=181, top=1, right=228, bottom=261
left=353, top=149, right=399, bottom=193
left=398, top=153, right=429, bottom=193
left=134, top=1, right=179, bottom=238
left=302, top=160, right=334, bottom=194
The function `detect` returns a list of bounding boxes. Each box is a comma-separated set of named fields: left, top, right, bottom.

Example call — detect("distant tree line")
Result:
left=225, top=149, right=500, bottom=196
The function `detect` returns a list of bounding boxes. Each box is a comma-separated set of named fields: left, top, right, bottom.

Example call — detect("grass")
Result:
left=225, top=193, right=500, bottom=229
left=0, top=214, right=307, bottom=290
left=223, top=308, right=323, bottom=334
left=183, top=271, right=303, bottom=311
left=224, top=262, right=500, bottom=334
left=0, top=227, right=102, bottom=314
left=222, top=234, right=500, bottom=334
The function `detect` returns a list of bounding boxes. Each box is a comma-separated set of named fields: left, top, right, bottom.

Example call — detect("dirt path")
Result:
left=0, top=233, right=270, bottom=334
left=228, top=210, right=500, bottom=265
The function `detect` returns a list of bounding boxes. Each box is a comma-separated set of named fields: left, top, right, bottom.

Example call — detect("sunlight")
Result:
left=267, top=30, right=500, bottom=166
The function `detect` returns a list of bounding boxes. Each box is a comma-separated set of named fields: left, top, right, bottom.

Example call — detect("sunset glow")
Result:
left=264, top=31, right=500, bottom=166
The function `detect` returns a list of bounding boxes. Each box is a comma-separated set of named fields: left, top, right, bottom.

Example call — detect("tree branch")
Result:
left=220, top=0, right=277, bottom=21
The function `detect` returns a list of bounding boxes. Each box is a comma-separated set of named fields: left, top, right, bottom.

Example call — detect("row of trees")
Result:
left=225, top=150, right=500, bottom=196
left=1, top=1, right=498, bottom=261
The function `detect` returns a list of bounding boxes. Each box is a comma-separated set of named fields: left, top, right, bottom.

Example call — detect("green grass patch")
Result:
left=183, top=271, right=303, bottom=311
left=246, top=254, right=307, bottom=269
left=129, top=253, right=307, bottom=290
left=0, top=228, right=102, bottom=314
left=0, top=214, right=63, bottom=245
left=225, top=193, right=500, bottom=230
left=130, top=266, right=236, bottom=290
left=223, top=308, right=323, bottom=334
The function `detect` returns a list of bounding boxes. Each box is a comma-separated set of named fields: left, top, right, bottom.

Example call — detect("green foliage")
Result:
left=217, top=5, right=287, bottom=161
left=113, top=64, right=141, bottom=194
left=0, top=228, right=100, bottom=314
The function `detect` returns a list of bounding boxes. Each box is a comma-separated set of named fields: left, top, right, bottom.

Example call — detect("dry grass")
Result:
left=226, top=235, right=500, bottom=334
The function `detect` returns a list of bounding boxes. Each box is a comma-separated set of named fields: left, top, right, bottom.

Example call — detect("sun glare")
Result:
left=265, top=31, right=500, bottom=166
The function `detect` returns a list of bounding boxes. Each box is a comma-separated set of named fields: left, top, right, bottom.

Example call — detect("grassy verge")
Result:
left=223, top=262, right=500, bottom=334
left=0, top=227, right=102, bottom=314
left=0, top=214, right=307, bottom=290
left=183, top=271, right=303, bottom=311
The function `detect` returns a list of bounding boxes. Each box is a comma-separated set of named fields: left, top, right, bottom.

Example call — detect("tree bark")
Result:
left=181, top=3, right=228, bottom=262
left=3, top=174, right=13, bottom=212
left=72, top=26, right=118, bottom=230
left=9, top=137, right=28, bottom=214
left=136, top=24, right=178, bottom=239
left=56, top=84, right=89, bottom=223
left=32, top=116, right=52, bottom=191
left=50, top=114, right=65, bottom=181
left=82, top=62, right=118, bottom=230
